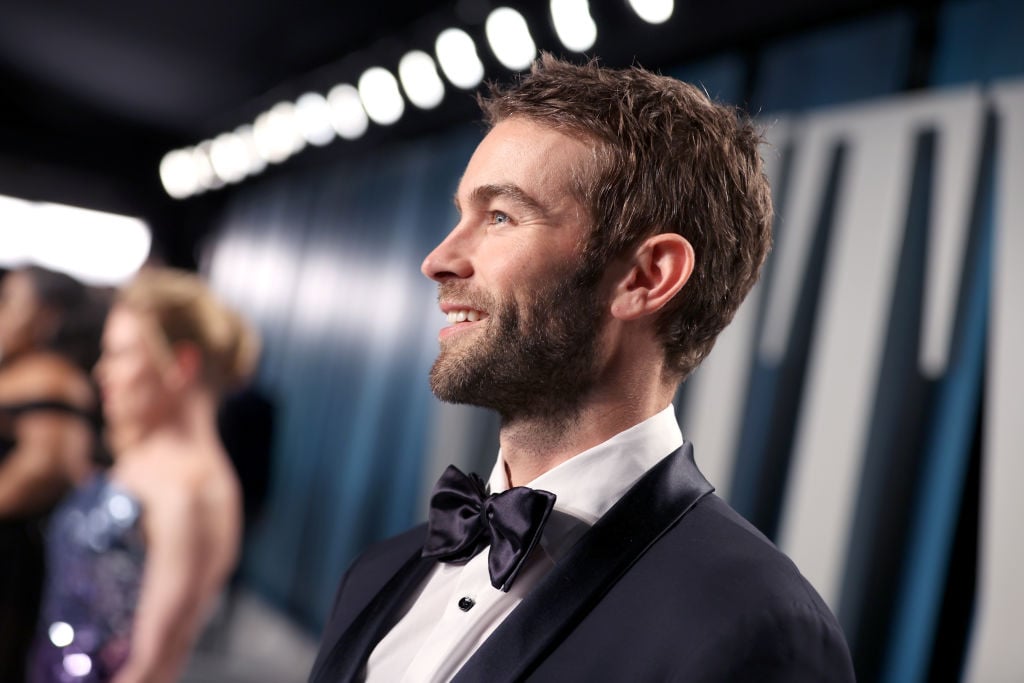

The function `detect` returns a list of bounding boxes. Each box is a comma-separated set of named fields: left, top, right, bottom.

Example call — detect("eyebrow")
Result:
left=454, top=183, right=547, bottom=217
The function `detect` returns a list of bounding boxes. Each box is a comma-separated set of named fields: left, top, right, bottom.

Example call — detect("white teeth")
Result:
left=446, top=309, right=482, bottom=323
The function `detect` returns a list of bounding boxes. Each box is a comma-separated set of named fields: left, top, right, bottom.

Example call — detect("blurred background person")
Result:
left=30, top=268, right=260, bottom=683
left=0, top=265, right=108, bottom=683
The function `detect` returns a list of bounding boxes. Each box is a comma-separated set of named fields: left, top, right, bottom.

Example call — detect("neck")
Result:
left=497, top=379, right=676, bottom=487
left=112, top=387, right=221, bottom=459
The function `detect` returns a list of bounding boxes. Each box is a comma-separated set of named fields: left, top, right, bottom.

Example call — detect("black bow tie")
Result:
left=422, top=465, right=556, bottom=592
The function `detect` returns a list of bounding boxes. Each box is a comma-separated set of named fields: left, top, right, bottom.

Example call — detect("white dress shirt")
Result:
left=364, top=405, right=684, bottom=682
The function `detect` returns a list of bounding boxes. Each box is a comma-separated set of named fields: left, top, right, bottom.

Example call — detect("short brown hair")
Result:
left=480, top=54, right=773, bottom=379
left=117, top=268, right=260, bottom=394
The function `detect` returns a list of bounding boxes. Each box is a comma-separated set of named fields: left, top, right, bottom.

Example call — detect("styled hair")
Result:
left=116, top=268, right=259, bottom=394
left=479, top=54, right=773, bottom=379
left=20, top=265, right=110, bottom=372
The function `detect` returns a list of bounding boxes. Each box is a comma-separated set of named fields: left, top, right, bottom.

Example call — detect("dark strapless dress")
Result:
left=29, top=475, right=144, bottom=683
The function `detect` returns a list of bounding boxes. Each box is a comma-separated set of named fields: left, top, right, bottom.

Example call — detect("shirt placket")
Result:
left=403, top=552, right=505, bottom=682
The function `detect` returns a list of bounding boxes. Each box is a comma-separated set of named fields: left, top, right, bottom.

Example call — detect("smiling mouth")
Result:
left=446, top=309, right=485, bottom=323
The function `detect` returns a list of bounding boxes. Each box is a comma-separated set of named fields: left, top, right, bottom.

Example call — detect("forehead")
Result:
left=104, top=305, right=148, bottom=342
left=457, top=118, right=590, bottom=205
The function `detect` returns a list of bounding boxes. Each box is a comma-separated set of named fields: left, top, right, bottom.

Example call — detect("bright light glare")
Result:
left=628, top=0, right=673, bottom=24
left=295, top=92, right=336, bottom=146
left=551, top=0, right=597, bottom=52
left=234, top=124, right=267, bottom=176
left=0, top=196, right=151, bottom=286
left=253, top=101, right=306, bottom=163
left=327, top=84, right=369, bottom=139
left=32, top=204, right=151, bottom=285
left=63, top=653, right=92, bottom=676
left=398, top=51, right=445, bottom=110
left=486, top=7, right=537, bottom=70
left=0, top=195, right=33, bottom=263
left=160, top=149, right=201, bottom=199
left=48, top=621, right=75, bottom=647
left=435, top=28, right=485, bottom=89
left=192, top=142, right=222, bottom=190
left=209, top=132, right=250, bottom=184
left=358, top=67, right=405, bottom=126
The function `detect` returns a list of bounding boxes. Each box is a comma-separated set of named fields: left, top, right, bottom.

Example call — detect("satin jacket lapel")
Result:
left=453, top=443, right=713, bottom=683
left=309, top=551, right=436, bottom=683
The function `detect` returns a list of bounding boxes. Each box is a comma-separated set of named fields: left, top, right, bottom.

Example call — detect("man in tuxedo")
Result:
left=311, top=54, right=855, bottom=682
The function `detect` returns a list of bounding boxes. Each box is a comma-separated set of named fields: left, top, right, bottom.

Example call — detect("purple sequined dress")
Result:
left=30, top=474, right=145, bottom=682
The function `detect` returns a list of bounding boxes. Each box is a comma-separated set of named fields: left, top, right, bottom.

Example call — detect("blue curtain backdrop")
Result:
left=208, top=125, right=482, bottom=626
left=202, top=1, right=1023, bottom=679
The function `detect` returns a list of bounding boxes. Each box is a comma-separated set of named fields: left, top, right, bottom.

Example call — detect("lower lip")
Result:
left=438, top=319, right=484, bottom=340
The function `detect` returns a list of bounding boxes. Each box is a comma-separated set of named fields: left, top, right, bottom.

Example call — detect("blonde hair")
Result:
left=117, top=268, right=260, bottom=394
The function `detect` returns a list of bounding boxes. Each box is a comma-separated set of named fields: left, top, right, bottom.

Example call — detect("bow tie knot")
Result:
left=422, top=465, right=556, bottom=592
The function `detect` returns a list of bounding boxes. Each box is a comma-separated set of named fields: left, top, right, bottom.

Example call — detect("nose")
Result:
left=421, top=223, right=474, bottom=283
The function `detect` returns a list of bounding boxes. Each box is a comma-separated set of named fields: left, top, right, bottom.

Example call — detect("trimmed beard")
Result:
left=429, top=265, right=605, bottom=425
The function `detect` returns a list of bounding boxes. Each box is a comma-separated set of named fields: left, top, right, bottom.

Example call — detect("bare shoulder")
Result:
left=0, top=352, right=95, bottom=408
left=189, top=448, right=242, bottom=517
left=130, top=448, right=240, bottom=521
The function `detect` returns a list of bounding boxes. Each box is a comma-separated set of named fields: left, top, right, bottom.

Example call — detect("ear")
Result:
left=165, top=341, right=203, bottom=391
left=609, top=233, right=695, bottom=321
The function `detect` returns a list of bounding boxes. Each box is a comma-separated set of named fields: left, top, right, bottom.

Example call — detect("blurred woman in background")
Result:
left=30, top=268, right=260, bottom=683
left=0, top=266, right=107, bottom=682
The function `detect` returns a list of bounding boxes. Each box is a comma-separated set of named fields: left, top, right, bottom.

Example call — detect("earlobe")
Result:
left=610, top=233, right=695, bottom=321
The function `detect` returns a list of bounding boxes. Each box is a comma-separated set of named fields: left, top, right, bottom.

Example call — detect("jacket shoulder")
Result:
left=532, top=493, right=855, bottom=681
left=651, top=493, right=839, bottom=626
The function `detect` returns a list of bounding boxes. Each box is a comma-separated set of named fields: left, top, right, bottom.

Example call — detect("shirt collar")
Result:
left=486, top=404, right=684, bottom=561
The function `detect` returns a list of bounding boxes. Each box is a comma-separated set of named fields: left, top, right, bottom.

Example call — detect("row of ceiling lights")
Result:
left=159, top=0, right=674, bottom=199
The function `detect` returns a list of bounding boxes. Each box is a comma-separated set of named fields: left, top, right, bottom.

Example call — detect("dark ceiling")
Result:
left=0, top=0, right=921, bottom=264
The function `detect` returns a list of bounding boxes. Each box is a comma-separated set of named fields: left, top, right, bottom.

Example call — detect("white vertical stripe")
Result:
left=920, top=88, right=986, bottom=377
left=966, top=80, right=1024, bottom=683
left=681, top=279, right=765, bottom=499
left=759, top=116, right=835, bottom=363
left=776, top=88, right=981, bottom=608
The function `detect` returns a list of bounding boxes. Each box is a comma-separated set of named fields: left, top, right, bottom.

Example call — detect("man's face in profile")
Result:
left=421, top=118, right=608, bottom=422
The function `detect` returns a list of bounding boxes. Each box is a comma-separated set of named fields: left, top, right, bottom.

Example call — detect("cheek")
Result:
left=129, top=368, right=164, bottom=399
left=107, top=360, right=162, bottom=401
left=482, top=255, right=535, bottom=305
left=0, top=309, right=33, bottom=345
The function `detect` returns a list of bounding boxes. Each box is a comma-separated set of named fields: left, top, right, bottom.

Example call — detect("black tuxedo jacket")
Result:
left=310, top=444, right=855, bottom=682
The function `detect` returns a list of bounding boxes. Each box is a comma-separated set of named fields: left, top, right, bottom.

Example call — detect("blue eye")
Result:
left=491, top=211, right=511, bottom=225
